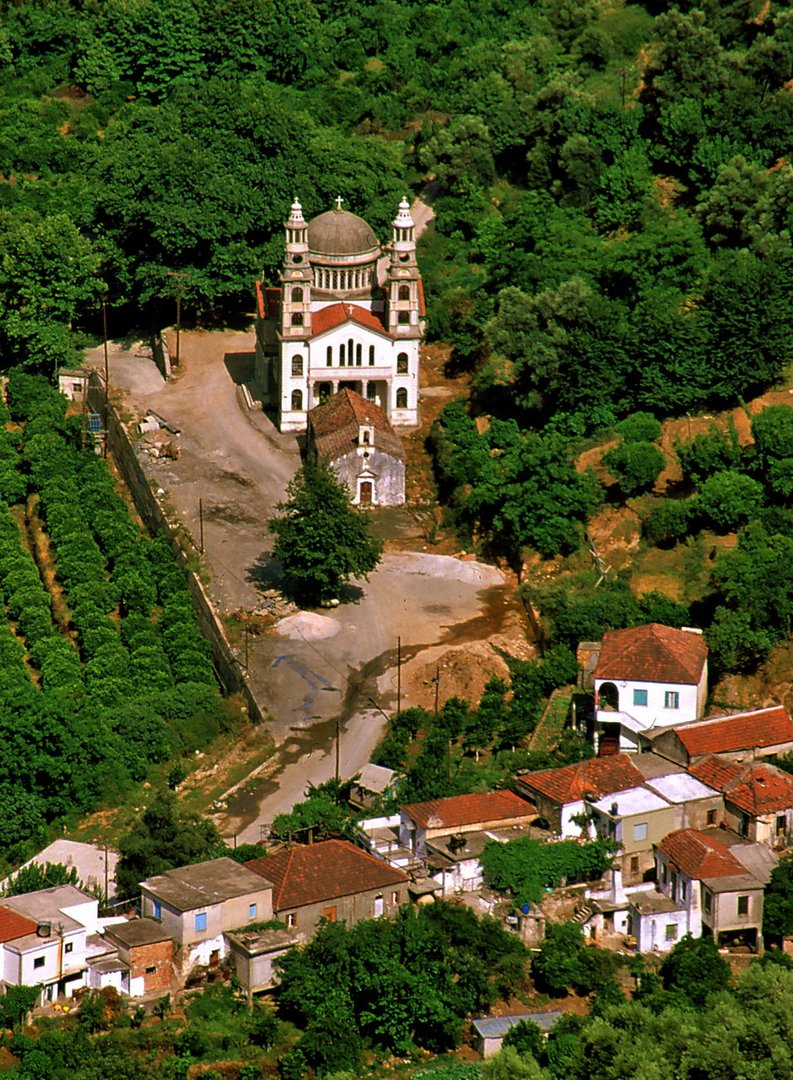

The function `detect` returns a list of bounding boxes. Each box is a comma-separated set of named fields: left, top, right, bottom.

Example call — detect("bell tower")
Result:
left=385, top=198, right=420, bottom=337
left=280, top=199, right=312, bottom=338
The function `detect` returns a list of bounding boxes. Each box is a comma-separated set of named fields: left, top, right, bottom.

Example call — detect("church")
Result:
left=254, top=197, right=425, bottom=433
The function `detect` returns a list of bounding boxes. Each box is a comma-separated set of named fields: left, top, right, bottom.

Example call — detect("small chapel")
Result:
left=254, top=197, right=425, bottom=433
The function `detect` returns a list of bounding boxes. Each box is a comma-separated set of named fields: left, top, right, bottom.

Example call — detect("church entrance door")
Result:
left=359, top=482, right=373, bottom=505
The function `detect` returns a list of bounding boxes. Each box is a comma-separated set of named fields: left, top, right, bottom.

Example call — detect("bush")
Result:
left=603, top=441, right=666, bottom=495
left=676, top=423, right=741, bottom=484
left=697, top=470, right=765, bottom=531
left=615, top=411, right=661, bottom=443
left=644, top=499, right=696, bottom=546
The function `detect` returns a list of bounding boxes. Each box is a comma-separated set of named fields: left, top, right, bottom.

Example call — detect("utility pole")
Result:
left=335, top=717, right=340, bottom=783
left=396, top=635, right=401, bottom=716
left=244, top=625, right=250, bottom=671
left=165, top=271, right=190, bottom=366
left=433, top=663, right=440, bottom=717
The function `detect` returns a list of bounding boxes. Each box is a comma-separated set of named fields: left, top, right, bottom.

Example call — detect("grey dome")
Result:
left=307, top=209, right=379, bottom=256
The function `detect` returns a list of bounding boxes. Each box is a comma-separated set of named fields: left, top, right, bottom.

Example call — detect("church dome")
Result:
left=308, top=208, right=379, bottom=257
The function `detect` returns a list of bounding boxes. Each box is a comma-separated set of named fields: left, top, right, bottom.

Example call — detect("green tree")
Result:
left=763, top=853, right=793, bottom=939
left=269, top=459, right=382, bottom=605
left=603, top=441, right=665, bottom=496
left=115, top=789, right=224, bottom=897
left=696, top=470, right=764, bottom=531
left=659, top=933, right=730, bottom=1006
left=2, top=861, right=80, bottom=897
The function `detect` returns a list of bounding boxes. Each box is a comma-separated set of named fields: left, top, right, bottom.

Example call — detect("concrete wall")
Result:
left=278, top=884, right=404, bottom=935
left=87, top=376, right=267, bottom=726
left=595, top=677, right=701, bottom=729
left=707, top=886, right=764, bottom=937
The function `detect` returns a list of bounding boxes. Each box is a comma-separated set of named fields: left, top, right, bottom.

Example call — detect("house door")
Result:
left=359, top=481, right=373, bottom=505
left=599, top=722, right=620, bottom=757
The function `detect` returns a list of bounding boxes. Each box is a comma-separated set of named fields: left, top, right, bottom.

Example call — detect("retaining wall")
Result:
left=87, top=375, right=267, bottom=725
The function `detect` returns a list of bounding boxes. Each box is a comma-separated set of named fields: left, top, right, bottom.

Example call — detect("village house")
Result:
left=225, top=926, right=302, bottom=1002
left=246, top=839, right=410, bottom=934
left=101, top=919, right=175, bottom=997
left=630, top=828, right=773, bottom=953
left=513, top=755, right=644, bottom=838
left=643, top=705, right=793, bottom=767
left=139, top=858, right=274, bottom=976
left=690, top=756, right=793, bottom=848
left=472, top=1012, right=562, bottom=1059
left=399, top=791, right=537, bottom=858
left=350, top=763, right=396, bottom=810
left=0, top=885, right=103, bottom=1004
left=306, top=389, right=405, bottom=506
left=593, top=624, right=708, bottom=755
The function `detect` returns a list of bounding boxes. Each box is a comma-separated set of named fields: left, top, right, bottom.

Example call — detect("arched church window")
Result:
left=326, top=346, right=333, bottom=367
left=356, top=344, right=362, bottom=366
left=291, top=355, right=303, bottom=377
left=369, top=345, right=375, bottom=366
left=292, top=312, right=303, bottom=327
left=397, top=311, right=409, bottom=325
left=396, top=352, right=408, bottom=374
left=292, top=287, right=303, bottom=303
left=291, top=389, right=303, bottom=411
left=339, top=344, right=345, bottom=366
left=396, top=387, right=408, bottom=409
left=398, top=285, right=410, bottom=301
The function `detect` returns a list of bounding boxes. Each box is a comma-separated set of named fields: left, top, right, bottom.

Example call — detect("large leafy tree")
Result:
left=269, top=458, right=383, bottom=605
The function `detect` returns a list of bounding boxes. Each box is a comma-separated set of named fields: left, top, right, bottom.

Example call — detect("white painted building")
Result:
left=593, top=624, right=708, bottom=754
left=256, top=198, right=425, bottom=433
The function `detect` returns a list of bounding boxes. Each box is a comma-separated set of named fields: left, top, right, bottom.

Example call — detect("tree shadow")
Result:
left=224, top=351, right=256, bottom=386
left=247, top=551, right=283, bottom=594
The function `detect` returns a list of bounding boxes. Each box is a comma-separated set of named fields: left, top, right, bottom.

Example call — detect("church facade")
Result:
left=255, top=198, right=425, bottom=433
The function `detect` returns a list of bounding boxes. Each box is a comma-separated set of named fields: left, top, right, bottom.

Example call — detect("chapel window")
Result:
left=291, top=312, right=303, bottom=327
left=398, top=285, right=410, bottom=301
left=396, top=387, right=408, bottom=409
left=291, top=355, right=303, bottom=377
left=291, top=389, right=303, bottom=410
left=396, top=353, right=408, bottom=374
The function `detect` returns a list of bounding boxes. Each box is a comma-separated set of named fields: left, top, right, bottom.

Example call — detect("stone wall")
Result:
left=86, top=375, right=267, bottom=725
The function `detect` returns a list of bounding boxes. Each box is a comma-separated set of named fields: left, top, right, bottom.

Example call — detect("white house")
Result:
left=594, top=624, right=708, bottom=754
left=0, top=885, right=101, bottom=1003
left=630, top=829, right=770, bottom=953
left=255, top=198, right=425, bottom=433
left=513, top=754, right=645, bottom=838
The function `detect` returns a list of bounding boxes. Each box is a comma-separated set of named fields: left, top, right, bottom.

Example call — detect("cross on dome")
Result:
left=335, top=196, right=344, bottom=211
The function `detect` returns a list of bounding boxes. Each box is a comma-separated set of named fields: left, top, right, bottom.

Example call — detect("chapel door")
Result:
left=360, top=482, right=373, bottom=505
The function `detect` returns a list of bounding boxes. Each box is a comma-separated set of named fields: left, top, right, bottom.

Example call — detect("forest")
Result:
left=1, top=1, right=790, bottom=685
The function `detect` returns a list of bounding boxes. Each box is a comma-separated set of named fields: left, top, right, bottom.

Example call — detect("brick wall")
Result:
left=127, top=938, right=175, bottom=994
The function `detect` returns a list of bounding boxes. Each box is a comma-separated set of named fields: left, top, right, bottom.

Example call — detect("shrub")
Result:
left=697, top=470, right=764, bottom=531
left=603, top=441, right=666, bottom=495
left=676, top=423, right=741, bottom=484
left=615, top=411, right=661, bottom=443
left=644, top=499, right=696, bottom=546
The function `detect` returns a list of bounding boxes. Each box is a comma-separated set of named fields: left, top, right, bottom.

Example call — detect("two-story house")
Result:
left=644, top=706, right=793, bottom=767
left=587, top=773, right=722, bottom=885
left=514, top=755, right=645, bottom=838
left=593, top=624, right=708, bottom=755
left=629, top=829, right=770, bottom=953
left=399, top=791, right=537, bottom=859
left=140, top=857, right=274, bottom=976
left=1, top=885, right=101, bottom=1003
left=690, top=757, right=793, bottom=848
left=246, top=839, right=409, bottom=934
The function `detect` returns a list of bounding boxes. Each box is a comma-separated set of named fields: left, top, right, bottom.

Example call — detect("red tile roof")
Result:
left=658, top=829, right=746, bottom=879
left=311, top=302, right=388, bottom=338
left=400, top=790, right=536, bottom=830
left=595, top=624, right=708, bottom=685
left=308, top=389, right=404, bottom=462
left=255, top=281, right=281, bottom=320
left=516, top=754, right=645, bottom=805
left=672, top=706, right=793, bottom=757
left=690, top=756, right=793, bottom=816
left=0, top=906, right=37, bottom=943
left=246, top=840, right=408, bottom=911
